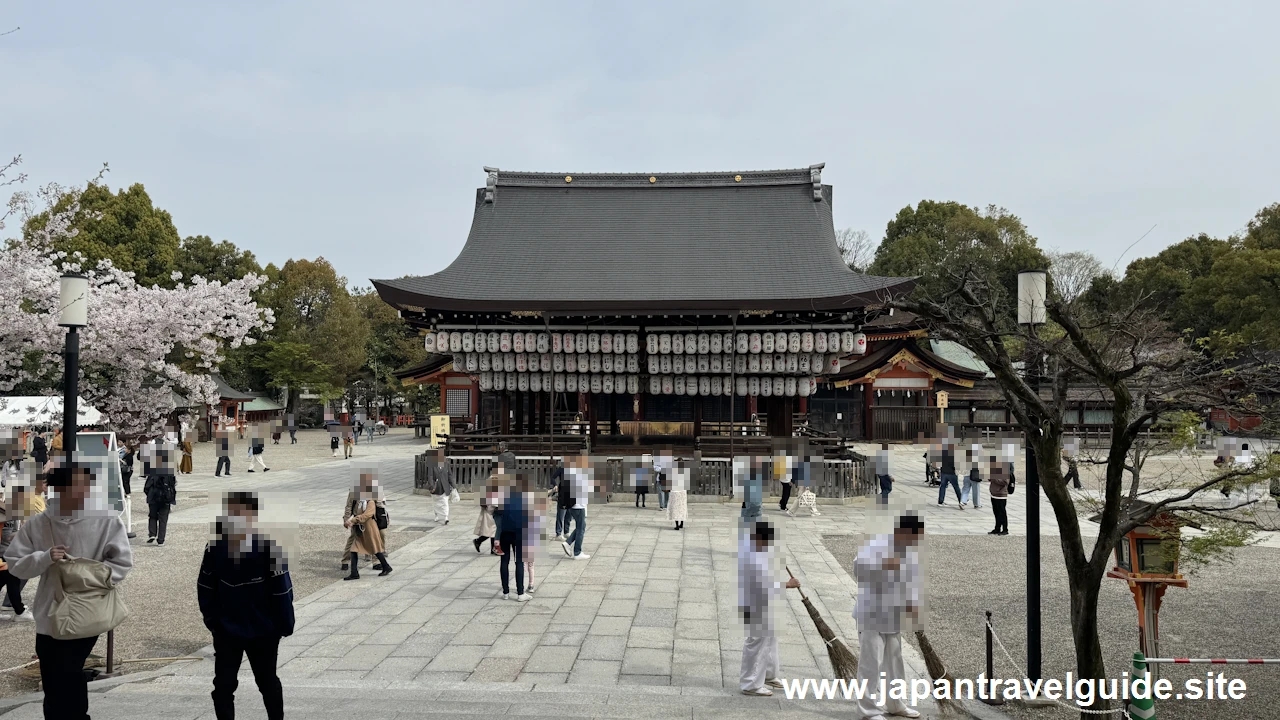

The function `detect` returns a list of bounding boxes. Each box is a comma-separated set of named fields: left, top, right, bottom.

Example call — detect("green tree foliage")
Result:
left=351, top=289, right=429, bottom=415
left=175, top=234, right=262, bottom=285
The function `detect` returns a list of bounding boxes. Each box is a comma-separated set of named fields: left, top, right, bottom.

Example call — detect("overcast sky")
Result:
left=4, top=2, right=1277, bottom=287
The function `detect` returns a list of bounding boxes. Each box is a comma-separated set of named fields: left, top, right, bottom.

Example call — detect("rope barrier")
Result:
left=985, top=620, right=1127, bottom=715
left=1144, top=658, right=1280, bottom=665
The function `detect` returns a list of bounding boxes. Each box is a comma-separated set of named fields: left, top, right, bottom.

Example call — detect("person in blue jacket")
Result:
left=197, top=491, right=294, bottom=720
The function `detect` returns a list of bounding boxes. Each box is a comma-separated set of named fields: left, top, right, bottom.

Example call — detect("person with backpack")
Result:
left=342, top=474, right=391, bottom=580
left=247, top=428, right=269, bottom=473
left=198, top=491, right=294, bottom=720
left=936, top=441, right=963, bottom=508
left=144, top=446, right=178, bottom=545
left=498, top=473, right=531, bottom=601
left=960, top=444, right=984, bottom=510
left=215, top=428, right=232, bottom=476
left=874, top=444, right=894, bottom=504
left=427, top=448, right=455, bottom=524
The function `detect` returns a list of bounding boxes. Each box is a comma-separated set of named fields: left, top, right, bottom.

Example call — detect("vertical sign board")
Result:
left=76, top=432, right=126, bottom=516
left=429, top=414, right=450, bottom=449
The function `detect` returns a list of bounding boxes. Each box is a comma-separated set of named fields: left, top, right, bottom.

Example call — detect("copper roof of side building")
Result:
left=373, top=164, right=915, bottom=314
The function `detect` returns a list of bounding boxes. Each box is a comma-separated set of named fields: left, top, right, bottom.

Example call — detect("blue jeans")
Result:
left=657, top=489, right=669, bottom=509
left=938, top=474, right=961, bottom=504
left=876, top=474, right=892, bottom=504
left=961, top=477, right=982, bottom=508
left=563, top=508, right=587, bottom=556
left=555, top=507, right=567, bottom=537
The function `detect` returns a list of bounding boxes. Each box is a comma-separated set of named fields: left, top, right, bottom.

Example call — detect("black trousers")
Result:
left=36, top=633, right=98, bottom=720
left=0, top=569, right=24, bottom=614
left=149, top=502, right=171, bottom=543
left=991, top=498, right=1008, bottom=533
left=779, top=482, right=792, bottom=510
left=212, top=632, right=283, bottom=720
left=1064, top=464, right=1081, bottom=488
left=216, top=456, right=231, bottom=475
left=499, top=530, right=524, bottom=595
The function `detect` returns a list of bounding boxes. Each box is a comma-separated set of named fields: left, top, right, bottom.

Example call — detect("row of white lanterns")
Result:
left=457, top=352, right=641, bottom=374
left=426, top=329, right=868, bottom=356
left=476, top=372, right=818, bottom=397
left=452, top=352, right=842, bottom=375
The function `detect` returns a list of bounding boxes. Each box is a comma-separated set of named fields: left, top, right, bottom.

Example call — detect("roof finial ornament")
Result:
left=809, top=162, right=825, bottom=202
left=483, top=166, right=499, bottom=203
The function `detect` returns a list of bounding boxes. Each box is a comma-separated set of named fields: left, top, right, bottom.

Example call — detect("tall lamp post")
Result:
left=59, top=273, right=90, bottom=458
left=1017, top=269, right=1047, bottom=682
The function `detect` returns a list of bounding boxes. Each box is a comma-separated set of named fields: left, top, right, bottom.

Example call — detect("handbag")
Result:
left=375, top=504, right=389, bottom=530
left=47, top=548, right=130, bottom=640
left=450, top=487, right=461, bottom=503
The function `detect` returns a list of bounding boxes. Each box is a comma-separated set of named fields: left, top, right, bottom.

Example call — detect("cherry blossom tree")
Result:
left=1, top=159, right=273, bottom=438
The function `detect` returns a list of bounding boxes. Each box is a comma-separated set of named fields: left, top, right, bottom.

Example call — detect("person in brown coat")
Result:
left=987, top=458, right=1011, bottom=536
left=342, top=473, right=392, bottom=580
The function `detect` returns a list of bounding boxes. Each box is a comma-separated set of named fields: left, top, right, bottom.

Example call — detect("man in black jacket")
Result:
left=198, top=491, right=295, bottom=720
left=143, top=445, right=178, bottom=545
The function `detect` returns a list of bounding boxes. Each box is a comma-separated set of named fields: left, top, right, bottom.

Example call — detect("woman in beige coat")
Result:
left=473, top=470, right=499, bottom=555
left=343, top=475, right=392, bottom=580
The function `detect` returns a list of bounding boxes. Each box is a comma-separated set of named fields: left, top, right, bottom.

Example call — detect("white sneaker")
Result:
left=573, top=553, right=591, bottom=560
left=890, top=709, right=921, bottom=718
left=502, top=592, right=511, bottom=600
left=784, top=509, right=795, bottom=517
left=516, top=593, right=532, bottom=602
left=741, top=687, right=773, bottom=696
left=552, top=535, right=565, bottom=543
left=560, top=541, right=573, bottom=557
left=13, top=610, right=33, bottom=623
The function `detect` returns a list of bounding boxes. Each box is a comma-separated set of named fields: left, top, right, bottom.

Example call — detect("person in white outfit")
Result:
left=666, top=459, right=689, bottom=530
left=852, top=514, right=924, bottom=719
left=738, top=520, right=801, bottom=696
left=426, top=448, right=455, bottom=523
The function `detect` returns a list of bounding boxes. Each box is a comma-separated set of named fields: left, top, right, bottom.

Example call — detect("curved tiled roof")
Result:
left=373, top=165, right=914, bottom=314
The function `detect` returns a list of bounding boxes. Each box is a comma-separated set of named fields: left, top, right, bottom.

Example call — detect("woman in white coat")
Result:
left=667, top=459, right=689, bottom=530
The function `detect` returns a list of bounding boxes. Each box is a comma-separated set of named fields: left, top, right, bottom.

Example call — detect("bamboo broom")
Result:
left=914, top=629, right=966, bottom=716
left=785, top=567, right=858, bottom=679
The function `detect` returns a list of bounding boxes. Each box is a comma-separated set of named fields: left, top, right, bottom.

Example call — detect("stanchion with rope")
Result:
left=984, top=616, right=1128, bottom=715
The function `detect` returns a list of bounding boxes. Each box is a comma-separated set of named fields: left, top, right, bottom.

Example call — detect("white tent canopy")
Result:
left=0, top=396, right=103, bottom=427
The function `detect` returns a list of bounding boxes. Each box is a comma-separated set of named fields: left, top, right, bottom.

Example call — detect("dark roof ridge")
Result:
left=482, top=163, right=825, bottom=193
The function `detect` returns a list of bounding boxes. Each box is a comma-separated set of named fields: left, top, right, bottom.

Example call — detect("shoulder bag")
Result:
left=47, top=520, right=130, bottom=640
left=375, top=503, right=389, bottom=531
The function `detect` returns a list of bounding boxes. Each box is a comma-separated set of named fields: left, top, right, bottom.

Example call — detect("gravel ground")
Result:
left=0, top=492, right=426, bottom=698
left=823, top=534, right=1280, bottom=720
left=187, top=426, right=423, bottom=474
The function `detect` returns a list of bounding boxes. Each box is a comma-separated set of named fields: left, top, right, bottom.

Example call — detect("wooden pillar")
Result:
left=609, top=394, right=618, bottom=436
left=516, top=392, right=525, bottom=434
left=500, top=392, right=510, bottom=434
left=533, top=392, right=542, bottom=434
left=781, top=396, right=794, bottom=437
left=588, top=394, right=598, bottom=440
left=864, top=384, right=875, bottom=441
left=632, top=393, right=642, bottom=446
left=798, top=397, right=808, bottom=415
left=693, top=396, right=703, bottom=438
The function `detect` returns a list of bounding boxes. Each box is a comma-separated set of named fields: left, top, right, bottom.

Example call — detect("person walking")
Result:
left=472, top=469, right=499, bottom=555
left=936, top=442, right=962, bottom=508
left=0, top=488, right=34, bottom=622
left=330, top=428, right=340, bottom=457
left=215, top=429, right=232, bottom=477
left=120, top=441, right=137, bottom=539
left=634, top=464, right=649, bottom=508
left=549, top=457, right=567, bottom=541
left=652, top=450, right=672, bottom=510
left=1062, top=447, right=1082, bottom=489
left=852, top=514, right=924, bottom=720
left=560, top=452, right=591, bottom=560
left=198, top=491, right=294, bottom=720
left=30, top=430, right=47, bottom=468
left=740, top=456, right=765, bottom=523
left=5, top=462, right=134, bottom=720
left=988, top=461, right=1011, bottom=535
left=667, top=458, right=689, bottom=530
left=738, top=520, right=801, bottom=696
left=776, top=452, right=796, bottom=515
left=427, top=448, right=455, bottom=524
left=354, top=420, right=363, bottom=445
left=874, top=444, right=894, bottom=504
left=960, top=445, right=983, bottom=510
left=525, top=493, right=545, bottom=593
left=343, top=428, right=355, bottom=459
left=247, top=430, right=269, bottom=473
left=365, top=423, right=375, bottom=445
left=288, top=414, right=297, bottom=445
left=1, top=480, right=45, bottom=613
left=143, top=454, right=177, bottom=545
left=499, top=473, right=531, bottom=601
left=179, top=433, right=194, bottom=475
left=342, top=475, right=392, bottom=580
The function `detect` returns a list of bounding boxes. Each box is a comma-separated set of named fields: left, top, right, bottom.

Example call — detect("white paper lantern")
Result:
left=696, top=355, right=709, bottom=373
left=512, top=332, right=525, bottom=353
left=798, top=376, right=812, bottom=397
left=785, top=332, right=800, bottom=353
left=798, top=354, right=811, bottom=374
left=809, top=377, right=818, bottom=395
left=660, top=355, right=672, bottom=374
left=684, top=333, right=697, bottom=354
left=801, top=332, right=814, bottom=353
left=735, top=333, right=749, bottom=354
left=565, top=354, right=577, bottom=373
left=785, top=377, right=797, bottom=397
left=748, top=355, right=760, bottom=373
left=774, top=353, right=786, bottom=371
left=479, top=354, right=491, bottom=371
left=827, top=331, right=841, bottom=353
left=575, top=334, right=588, bottom=353
left=550, top=333, right=563, bottom=353
left=526, top=354, right=538, bottom=372
left=479, top=371, right=492, bottom=391
left=852, top=333, right=867, bottom=355
left=588, top=333, right=600, bottom=353
left=814, top=332, right=828, bottom=353
left=773, top=378, right=786, bottom=396
left=600, top=333, right=612, bottom=354
left=672, top=333, right=684, bottom=355
left=602, top=375, right=614, bottom=394
left=532, top=333, right=546, bottom=353
left=613, top=333, right=626, bottom=354
left=761, top=354, right=774, bottom=373
left=465, top=353, right=478, bottom=372
left=433, top=331, right=447, bottom=352
left=711, top=376, right=723, bottom=396
left=674, top=376, right=685, bottom=395
left=554, top=373, right=566, bottom=393
left=646, top=334, right=659, bottom=355
left=501, top=354, right=513, bottom=372
left=423, top=333, right=437, bottom=352
left=525, top=332, right=537, bottom=352
left=662, top=376, right=674, bottom=395
left=579, top=374, right=590, bottom=393
left=711, top=355, right=723, bottom=373
left=515, top=373, right=528, bottom=392
left=491, top=351, right=503, bottom=370
left=718, top=333, right=731, bottom=354
left=723, top=354, right=733, bottom=370
left=626, top=333, right=639, bottom=354
left=734, top=355, right=748, bottom=374
left=497, top=332, right=510, bottom=352
left=530, top=373, right=542, bottom=393
left=749, top=377, right=762, bottom=396
left=590, top=354, right=601, bottom=373
left=446, top=332, right=461, bottom=352
left=762, top=332, right=775, bottom=353
left=786, top=354, right=799, bottom=374
left=650, top=375, right=662, bottom=395
left=736, top=377, right=749, bottom=396
left=506, top=372, right=518, bottom=390
left=811, top=353, right=824, bottom=373
left=699, top=377, right=711, bottom=396
left=558, top=332, right=572, bottom=353
left=826, top=355, right=841, bottom=374
left=617, top=375, right=629, bottom=394
left=566, top=374, right=577, bottom=393
left=553, top=354, right=566, bottom=372
left=697, top=334, right=710, bottom=354
left=710, top=333, right=723, bottom=354
left=746, top=332, right=760, bottom=354
left=659, top=334, right=672, bottom=354
left=578, top=353, right=590, bottom=372
left=773, top=332, right=788, bottom=352
left=760, top=377, right=773, bottom=397
left=493, top=373, right=505, bottom=391
left=626, top=355, right=639, bottom=373
left=544, top=372, right=553, bottom=391
left=540, top=353, right=552, bottom=372
left=673, top=356, right=685, bottom=374
left=648, top=355, right=660, bottom=374
left=840, top=331, right=855, bottom=353
left=601, top=355, right=612, bottom=373
left=459, top=332, right=472, bottom=352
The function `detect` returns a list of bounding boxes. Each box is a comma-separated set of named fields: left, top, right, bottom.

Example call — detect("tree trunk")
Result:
left=1067, top=563, right=1109, bottom=717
